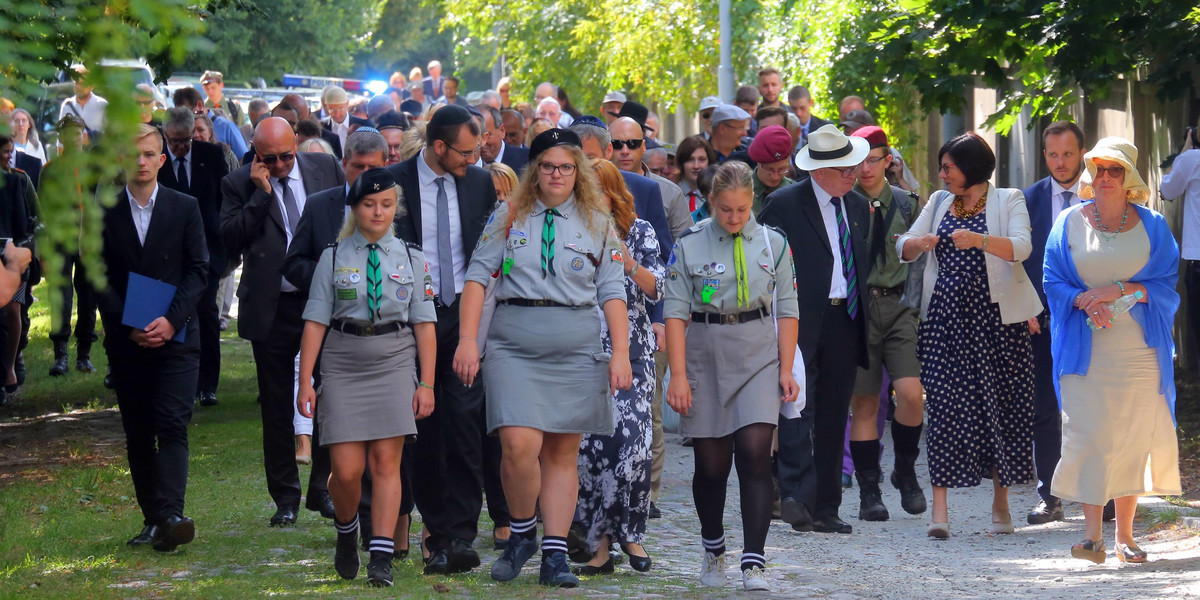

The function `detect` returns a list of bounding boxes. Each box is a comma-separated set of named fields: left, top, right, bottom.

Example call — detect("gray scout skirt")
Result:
left=317, top=327, right=418, bottom=445
left=483, top=304, right=613, bottom=435
left=681, top=316, right=781, bottom=438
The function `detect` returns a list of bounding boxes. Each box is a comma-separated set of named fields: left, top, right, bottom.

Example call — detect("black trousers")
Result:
left=196, top=272, right=221, bottom=395
left=110, top=342, right=199, bottom=526
left=408, top=297, right=508, bottom=550
left=250, top=292, right=329, bottom=509
left=777, top=304, right=861, bottom=520
left=1187, top=261, right=1200, bottom=373
left=49, top=255, right=98, bottom=349
left=1030, top=313, right=1061, bottom=503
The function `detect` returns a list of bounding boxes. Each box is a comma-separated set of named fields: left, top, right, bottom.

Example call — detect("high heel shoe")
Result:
left=1071, top=538, right=1106, bottom=564
left=926, top=521, right=950, bottom=540
left=990, top=511, right=1014, bottom=534
left=621, top=544, right=652, bottom=572
left=1115, top=542, right=1147, bottom=563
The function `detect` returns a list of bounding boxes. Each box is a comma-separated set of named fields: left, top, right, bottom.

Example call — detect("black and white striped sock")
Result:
left=334, top=514, right=359, bottom=535
left=741, top=551, right=765, bottom=572
left=367, top=536, right=394, bottom=559
left=510, top=515, right=538, bottom=540
left=541, top=535, right=568, bottom=559
left=701, top=534, right=726, bottom=557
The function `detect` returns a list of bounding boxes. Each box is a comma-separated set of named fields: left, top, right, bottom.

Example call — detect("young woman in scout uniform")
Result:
left=453, top=129, right=633, bottom=588
left=664, top=160, right=800, bottom=592
left=296, top=168, right=438, bottom=587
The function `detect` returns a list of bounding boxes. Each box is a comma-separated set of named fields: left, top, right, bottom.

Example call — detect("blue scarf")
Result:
left=1043, top=203, right=1180, bottom=421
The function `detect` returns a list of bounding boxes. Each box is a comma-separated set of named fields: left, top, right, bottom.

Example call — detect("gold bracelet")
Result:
left=418, top=381, right=434, bottom=390
left=982, top=234, right=989, bottom=251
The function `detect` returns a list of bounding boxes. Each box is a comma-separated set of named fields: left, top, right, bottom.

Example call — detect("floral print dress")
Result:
left=575, top=218, right=664, bottom=549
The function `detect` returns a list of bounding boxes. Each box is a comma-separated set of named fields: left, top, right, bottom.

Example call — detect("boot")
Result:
left=855, top=469, right=890, bottom=521
left=891, top=449, right=928, bottom=515
left=76, top=342, right=95, bottom=374
left=49, top=342, right=69, bottom=377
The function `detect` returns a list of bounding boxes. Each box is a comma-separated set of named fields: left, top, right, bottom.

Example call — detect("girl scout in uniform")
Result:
left=296, top=168, right=438, bottom=587
left=664, top=160, right=800, bottom=592
left=453, top=129, right=633, bottom=588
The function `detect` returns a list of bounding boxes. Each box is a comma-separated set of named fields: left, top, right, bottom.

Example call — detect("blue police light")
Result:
left=365, top=80, right=388, bottom=95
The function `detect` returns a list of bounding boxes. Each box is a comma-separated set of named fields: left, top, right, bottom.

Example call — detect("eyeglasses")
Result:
left=165, top=135, right=193, bottom=145
left=257, top=151, right=295, bottom=165
left=136, top=99, right=154, bottom=107
left=611, top=139, right=644, bottom=151
left=830, top=165, right=860, bottom=177
left=938, top=163, right=956, bottom=174
left=539, top=162, right=577, bottom=176
left=761, top=165, right=791, bottom=177
left=387, top=143, right=403, bottom=154
left=445, top=143, right=481, bottom=159
left=1094, top=164, right=1125, bottom=179
left=863, top=155, right=888, bottom=167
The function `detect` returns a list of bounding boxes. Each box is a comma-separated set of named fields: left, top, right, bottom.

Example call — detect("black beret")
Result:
left=528, top=128, right=582, bottom=163
left=346, top=167, right=397, bottom=206
left=375, top=110, right=409, bottom=131
left=428, top=104, right=472, bottom=128
left=399, top=100, right=422, bottom=117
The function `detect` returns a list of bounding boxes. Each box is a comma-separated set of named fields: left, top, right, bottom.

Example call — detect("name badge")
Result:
left=337, top=288, right=357, bottom=300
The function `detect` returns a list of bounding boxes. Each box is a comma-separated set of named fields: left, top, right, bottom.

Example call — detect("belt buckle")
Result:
left=831, top=297, right=844, bottom=306
left=362, top=324, right=375, bottom=336
left=870, top=288, right=882, bottom=298
left=724, top=313, right=738, bottom=325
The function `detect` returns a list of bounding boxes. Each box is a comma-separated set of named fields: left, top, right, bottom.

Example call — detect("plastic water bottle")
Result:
left=1088, top=290, right=1144, bottom=330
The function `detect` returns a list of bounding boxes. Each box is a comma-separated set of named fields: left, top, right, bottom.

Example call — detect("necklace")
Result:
left=1091, top=202, right=1129, bottom=241
left=952, top=191, right=987, bottom=219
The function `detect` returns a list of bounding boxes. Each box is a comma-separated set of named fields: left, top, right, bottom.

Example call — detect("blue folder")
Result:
left=121, top=272, right=186, bottom=343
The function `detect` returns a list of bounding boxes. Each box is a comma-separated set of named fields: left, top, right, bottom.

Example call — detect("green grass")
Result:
left=0, top=288, right=701, bottom=599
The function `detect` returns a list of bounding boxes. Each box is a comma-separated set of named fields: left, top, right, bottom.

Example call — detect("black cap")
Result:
left=346, top=167, right=397, bottom=206
left=375, top=110, right=409, bottom=131
left=572, top=115, right=606, bottom=128
left=399, top=100, right=422, bottom=116
left=428, top=104, right=472, bottom=128
left=528, top=128, right=582, bottom=162
left=609, top=100, right=652, bottom=131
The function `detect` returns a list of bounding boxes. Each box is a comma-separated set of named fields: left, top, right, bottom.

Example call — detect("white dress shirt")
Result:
left=275, top=159, right=308, bottom=291
left=811, top=181, right=848, bottom=299
left=416, top=149, right=465, bottom=294
left=127, top=184, right=159, bottom=245
left=59, top=94, right=108, bottom=132
left=1050, top=178, right=1082, bottom=223
left=1163, top=148, right=1200, bottom=260
left=328, top=115, right=350, bottom=150
left=165, top=145, right=191, bottom=187
left=492, top=141, right=507, bottom=165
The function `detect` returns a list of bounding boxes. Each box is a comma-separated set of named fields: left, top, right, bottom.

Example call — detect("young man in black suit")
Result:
left=759, top=124, right=871, bottom=535
left=98, top=124, right=209, bottom=551
left=386, top=104, right=498, bottom=575
left=220, top=116, right=346, bottom=527
left=787, top=86, right=831, bottom=148
left=159, top=107, right=230, bottom=408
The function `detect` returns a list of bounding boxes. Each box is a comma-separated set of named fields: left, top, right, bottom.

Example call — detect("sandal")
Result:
left=990, top=511, right=1014, bottom=534
left=927, top=522, right=950, bottom=540
left=1071, top=538, right=1106, bottom=564
left=1115, top=542, right=1147, bottom=564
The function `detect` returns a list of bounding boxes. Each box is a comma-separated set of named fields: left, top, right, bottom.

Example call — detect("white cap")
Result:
left=603, top=91, right=627, bottom=104
left=698, top=96, right=722, bottom=111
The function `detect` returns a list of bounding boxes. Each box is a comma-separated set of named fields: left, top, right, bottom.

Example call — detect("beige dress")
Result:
left=1052, top=211, right=1181, bottom=505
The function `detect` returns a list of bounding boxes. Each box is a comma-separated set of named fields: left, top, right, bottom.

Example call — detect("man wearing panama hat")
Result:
left=760, top=124, right=871, bottom=534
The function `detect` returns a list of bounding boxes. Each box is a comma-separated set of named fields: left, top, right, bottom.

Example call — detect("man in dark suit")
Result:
left=385, top=105, right=497, bottom=575
left=422, top=60, right=445, bottom=103
left=14, top=152, right=40, bottom=188
left=319, top=85, right=371, bottom=154
left=760, top=124, right=870, bottom=535
left=159, top=107, right=230, bottom=408
left=98, top=124, right=208, bottom=551
left=1022, top=120, right=1086, bottom=525
left=479, top=107, right=528, bottom=175
left=220, top=117, right=345, bottom=527
left=787, top=85, right=831, bottom=148
left=279, top=96, right=345, bottom=161
left=436, top=76, right=471, bottom=108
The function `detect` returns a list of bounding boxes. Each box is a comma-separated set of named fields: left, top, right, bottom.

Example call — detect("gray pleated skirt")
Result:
left=484, top=304, right=613, bottom=435
left=317, top=327, right=418, bottom=445
left=681, top=316, right=781, bottom=438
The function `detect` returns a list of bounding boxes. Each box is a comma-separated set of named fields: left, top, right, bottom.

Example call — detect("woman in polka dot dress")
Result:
left=897, top=134, right=1043, bottom=539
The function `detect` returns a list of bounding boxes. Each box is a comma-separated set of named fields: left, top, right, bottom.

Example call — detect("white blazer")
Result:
left=895, top=185, right=1043, bottom=324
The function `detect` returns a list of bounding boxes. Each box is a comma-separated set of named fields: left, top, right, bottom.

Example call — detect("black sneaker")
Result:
left=538, top=552, right=579, bottom=588
left=490, top=535, right=537, bottom=582
left=366, top=555, right=393, bottom=587
left=335, top=529, right=360, bottom=580
left=49, top=355, right=69, bottom=377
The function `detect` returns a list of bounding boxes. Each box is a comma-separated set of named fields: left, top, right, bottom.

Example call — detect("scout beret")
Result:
left=528, top=128, right=582, bottom=162
left=346, top=167, right=397, bottom=206
left=851, top=125, right=888, bottom=149
left=747, top=125, right=793, bottom=163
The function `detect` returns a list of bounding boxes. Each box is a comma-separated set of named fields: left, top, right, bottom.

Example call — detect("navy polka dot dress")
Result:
left=917, top=210, right=1034, bottom=489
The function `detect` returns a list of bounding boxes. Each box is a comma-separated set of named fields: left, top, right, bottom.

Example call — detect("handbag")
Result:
left=899, top=190, right=951, bottom=310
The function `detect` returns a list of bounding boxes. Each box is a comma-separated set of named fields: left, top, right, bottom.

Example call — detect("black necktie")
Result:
left=176, top=157, right=188, bottom=191
left=279, top=177, right=300, bottom=235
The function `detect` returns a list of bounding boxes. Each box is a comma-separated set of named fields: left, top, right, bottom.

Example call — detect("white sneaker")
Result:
left=742, top=566, right=770, bottom=591
left=699, top=551, right=726, bottom=587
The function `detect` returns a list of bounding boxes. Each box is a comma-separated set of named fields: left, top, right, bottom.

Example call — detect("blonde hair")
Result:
left=338, top=186, right=403, bottom=241
left=508, top=144, right=606, bottom=234
left=486, top=162, right=518, bottom=199
left=134, top=123, right=161, bottom=146
left=710, top=160, right=754, bottom=204
left=526, top=118, right=553, bottom=146
left=298, top=137, right=335, bottom=155
left=399, top=123, right=426, bottom=161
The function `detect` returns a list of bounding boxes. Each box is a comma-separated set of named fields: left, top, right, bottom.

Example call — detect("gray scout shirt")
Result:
left=664, top=216, right=799, bottom=319
left=303, top=229, right=439, bottom=326
left=465, top=198, right=627, bottom=307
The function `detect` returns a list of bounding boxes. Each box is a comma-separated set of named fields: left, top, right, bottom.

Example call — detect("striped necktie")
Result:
left=541, top=208, right=559, bottom=278
left=831, top=197, right=859, bottom=319
left=366, top=243, right=382, bottom=322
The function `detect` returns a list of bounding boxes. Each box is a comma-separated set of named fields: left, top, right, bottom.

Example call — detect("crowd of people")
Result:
left=0, top=58, right=1193, bottom=590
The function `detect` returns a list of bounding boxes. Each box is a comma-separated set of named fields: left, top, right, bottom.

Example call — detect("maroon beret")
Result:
left=747, top=125, right=793, bottom=164
left=851, top=125, right=888, bottom=149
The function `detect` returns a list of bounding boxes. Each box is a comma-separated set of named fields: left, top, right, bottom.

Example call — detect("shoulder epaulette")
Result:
left=11, top=167, right=25, bottom=175
left=680, top=219, right=709, bottom=239
left=907, top=190, right=919, bottom=201
left=403, top=240, right=423, bottom=251
left=323, top=241, right=339, bottom=250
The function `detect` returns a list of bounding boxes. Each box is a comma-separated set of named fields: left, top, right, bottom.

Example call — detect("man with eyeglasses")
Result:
left=480, top=106, right=528, bottom=175
left=134, top=85, right=160, bottom=126
left=220, top=116, right=345, bottom=528
left=697, top=96, right=721, bottom=140
left=746, top=125, right=796, bottom=215
left=709, top=105, right=752, bottom=163
left=173, top=86, right=247, bottom=161
left=759, top=124, right=871, bottom=535
left=841, top=125, right=926, bottom=524
left=386, top=104, right=500, bottom=576
left=374, top=111, right=409, bottom=166
left=159, top=107, right=230, bottom=409
left=320, top=85, right=370, bottom=153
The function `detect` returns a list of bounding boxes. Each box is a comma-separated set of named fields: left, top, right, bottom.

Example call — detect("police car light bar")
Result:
left=282, top=74, right=366, bottom=92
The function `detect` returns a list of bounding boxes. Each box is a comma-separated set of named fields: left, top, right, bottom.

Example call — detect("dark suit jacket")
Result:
left=14, top=153, right=41, bottom=189
left=497, top=143, right=529, bottom=175
left=220, top=152, right=345, bottom=341
left=320, top=115, right=371, bottom=134
left=321, top=129, right=343, bottom=160
left=422, top=76, right=443, bottom=102
left=386, top=153, right=497, bottom=270
left=620, top=169, right=673, bottom=324
left=759, top=178, right=870, bottom=367
left=97, top=186, right=208, bottom=352
left=1022, top=176, right=1055, bottom=309
left=159, top=140, right=230, bottom=278
left=805, top=115, right=832, bottom=134
left=281, top=185, right=346, bottom=293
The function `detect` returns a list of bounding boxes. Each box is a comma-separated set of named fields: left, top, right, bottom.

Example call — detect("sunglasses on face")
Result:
left=257, top=151, right=295, bottom=165
left=1094, top=165, right=1125, bottom=179
left=700, top=111, right=714, bottom=120
left=611, top=138, right=644, bottom=151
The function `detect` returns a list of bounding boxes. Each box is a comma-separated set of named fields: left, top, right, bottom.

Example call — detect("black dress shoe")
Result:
left=648, top=502, right=662, bottom=519
left=571, top=558, right=614, bottom=576
left=49, top=355, right=69, bottom=377
left=198, top=392, right=219, bottom=407
left=448, top=539, right=481, bottom=573
left=423, top=548, right=451, bottom=575
left=1027, top=497, right=1065, bottom=525
left=1103, top=500, right=1116, bottom=522
left=780, top=498, right=813, bottom=532
left=103, top=366, right=114, bottom=389
left=75, top=357, right=95, bottom=374
left=127, top=524, right=161, bottom=546
left=812, top=515, right=853, bottom=534
left=270, top=506, right=298, bottom=527
left=566, top=523, right=593, bottom=563
left=153, top=515, right=196, bottom=551
left=621, top=544, right=652, bottom=572
left=304, top=492, right=336, bottom=519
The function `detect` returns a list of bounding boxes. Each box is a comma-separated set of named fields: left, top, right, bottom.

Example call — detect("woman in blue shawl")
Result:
left=1043, top=137, right=1181, bottom=565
